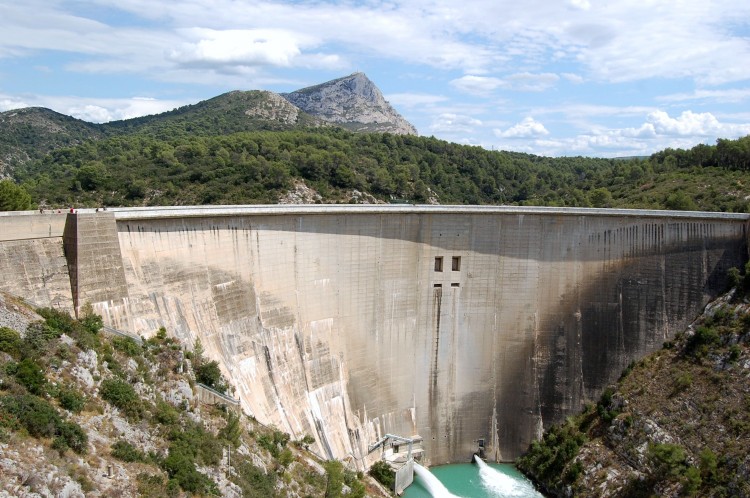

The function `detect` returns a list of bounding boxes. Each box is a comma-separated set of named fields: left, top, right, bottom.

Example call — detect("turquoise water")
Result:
left=402, top=461, right=544, bottom=498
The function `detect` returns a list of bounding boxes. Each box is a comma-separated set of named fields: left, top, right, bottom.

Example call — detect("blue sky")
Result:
left=2, top=0, right=750, bottom=157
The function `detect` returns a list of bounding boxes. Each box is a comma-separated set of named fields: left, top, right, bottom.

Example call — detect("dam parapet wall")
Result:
left=0, top=205, right=747, bottom=466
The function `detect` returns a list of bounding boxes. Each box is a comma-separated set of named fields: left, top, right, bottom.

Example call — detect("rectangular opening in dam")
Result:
left=452, top=256, right=461, bottom=271
left=434, top=283, right=442, bottom=288
left=451, top=283, right=460, bottom=287
left=434, top=257, right=443, bottom=272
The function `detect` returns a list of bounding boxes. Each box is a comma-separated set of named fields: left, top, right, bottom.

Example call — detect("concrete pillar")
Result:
left=63, top=212, right=128, bottom=317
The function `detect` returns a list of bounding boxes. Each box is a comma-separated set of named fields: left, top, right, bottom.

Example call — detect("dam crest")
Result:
left=1, top=205, right=747, bottom=467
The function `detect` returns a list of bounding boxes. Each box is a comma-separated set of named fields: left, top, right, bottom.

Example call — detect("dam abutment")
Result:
left=1, top=206, right=748, bottom=465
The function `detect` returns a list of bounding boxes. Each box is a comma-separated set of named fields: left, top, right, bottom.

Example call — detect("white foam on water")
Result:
left=473, top=455, right=543, bottom=497
left=413, top=462, right=463, bottom=498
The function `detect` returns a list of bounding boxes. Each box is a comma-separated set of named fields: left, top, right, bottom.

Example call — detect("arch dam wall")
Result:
left=0, top=206, right=747, bottom=466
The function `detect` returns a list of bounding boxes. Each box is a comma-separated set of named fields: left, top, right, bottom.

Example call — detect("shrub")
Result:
left=0, top=394, right=60, bottom=437
left=15, top=358, right=46, bottom=395
left=137, top=473, right=179, bottom=498
left=218, top=411, right=242, bottom=447
left=673, top=372, right=693, bottom=393
left=296, top=434, right=316, bottom=449
left=168, top=421, right=223, bottom=467
left=233, top=461, right=276, bottom=497
left=195, top=360, right=226, bottom=393
left=0, top=327, right=22, bottom=358
left=278, top=448, right=294, bottom=468
left=113, top=336, right=141, bottom=357
left=79, top=303, right=103, bottom=334
left=597, top=387, right=620, bottom=423
left=344, top=469, right=366, bottom=498
left=54, top=420, right=88, bottom=454
left=57, top=387, right=86, bottom=413
left=728, top=344, right=741, bottom=362
left=368, top=460, right=394, bottom=490
left=36, top=307, right=77, bottom=335
left=100, top=378, right=140, bottom=419
left=699, top=448, right=718, bottom=483
left=22, top=322, right=60, bottom=356
left=682, top=466, right=702, bottom=495
left=112, top=440, right=147, bottom=462
left=2, top=394, right=61, bottom=437
left=324, top=460, right=344, bottom=498
left=273, top=430, right=290, bottom=447
left=163, top=446, right=218, bottom=495
left=0, top=394, right=85, bottom=452
left=154, top=400, right=180, bottom=426
left=648, top=443, right=689, bottom=480
left=516, top=419, right=586, bottom=488
left=258, top=433, right=279, bottom=457
left=685, top=326, right=720, bottom=357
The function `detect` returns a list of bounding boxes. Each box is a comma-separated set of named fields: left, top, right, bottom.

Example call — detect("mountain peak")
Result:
left=281, top=74, right=417, bottom=135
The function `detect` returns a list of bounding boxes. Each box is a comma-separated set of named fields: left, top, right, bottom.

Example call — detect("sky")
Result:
left=1, top=0, right=750, bottom=158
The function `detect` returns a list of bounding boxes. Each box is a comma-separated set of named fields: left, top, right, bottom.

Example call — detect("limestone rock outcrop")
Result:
left=282, top=72, right=418, bottom=135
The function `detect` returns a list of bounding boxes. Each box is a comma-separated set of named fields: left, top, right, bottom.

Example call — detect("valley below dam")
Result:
left=0, top=205, right=747, bottom=469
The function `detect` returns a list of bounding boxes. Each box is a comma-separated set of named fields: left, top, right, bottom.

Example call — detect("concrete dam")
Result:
left=0, top=205, right=747, bottom=467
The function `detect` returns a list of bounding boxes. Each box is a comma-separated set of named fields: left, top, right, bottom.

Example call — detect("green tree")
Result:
left=664, top=191, right=697, bottom=211
left=195, top=360, right=226, bottom=393
left=324, top=460, right=344, bottom=498
left=589, top=187, right=613, bottom=208
left=218, top=411, right=242, bottom=448
left=0, top=326, right=23, bottom=358
left=100, top=378, right=141, bottom=419
left=15, top=358, right=47, bottom=395
left=0, top=179, right=32, bottom=211
left=368, top=460, right=395, bottom=490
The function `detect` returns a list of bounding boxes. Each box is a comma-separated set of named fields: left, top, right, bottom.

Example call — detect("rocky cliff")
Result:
left=282, top=73, right=417, bottom=135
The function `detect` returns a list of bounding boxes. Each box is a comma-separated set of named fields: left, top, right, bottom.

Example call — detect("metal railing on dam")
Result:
left=0, top=205, right=748, bottom=467
left=94, top=204, right=750, bottom=221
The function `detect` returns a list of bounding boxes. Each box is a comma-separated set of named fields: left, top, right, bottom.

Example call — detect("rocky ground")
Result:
left=0, top=292, right=390, bottom=497
left=518, top=285, right=750, bottom=497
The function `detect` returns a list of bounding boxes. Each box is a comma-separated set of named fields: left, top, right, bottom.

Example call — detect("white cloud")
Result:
left=451, top=75, right=505, bottom=95
left=643, top=110, right=719, bottom=136
left=561, top=73, right=584, bottom=84
left=0, top=98, right=30, bottom=112
left=0, top=93, right=189, bottom=122
left=452, top=72, right=559, bottom=95
left=386, top=93, right=448, bottom=108
left=505, top=72, right=559, bottom=92
left=518, top=110, right=750, bottom=157
left=569, top=0, right=591, bottom=11
left=429, top=113, right=482, bottom=134
left=658, top=88, right=750, bottom=104
left=494, top=117, right=549, bottom=138
left=169, top=28, right=315, bottom=68
left=4, top=0, right=750, bottom=89
left=67, top=105, right=113, bottom=122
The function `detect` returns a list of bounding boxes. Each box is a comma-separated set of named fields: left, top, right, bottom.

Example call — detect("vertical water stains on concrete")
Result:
left=3, top=209, right=745, bottom=465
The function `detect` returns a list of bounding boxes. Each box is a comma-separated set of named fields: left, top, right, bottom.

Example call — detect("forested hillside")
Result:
left=11, top=128, right=750, bottom=212
left=0, top=108, right=103, bottom=174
